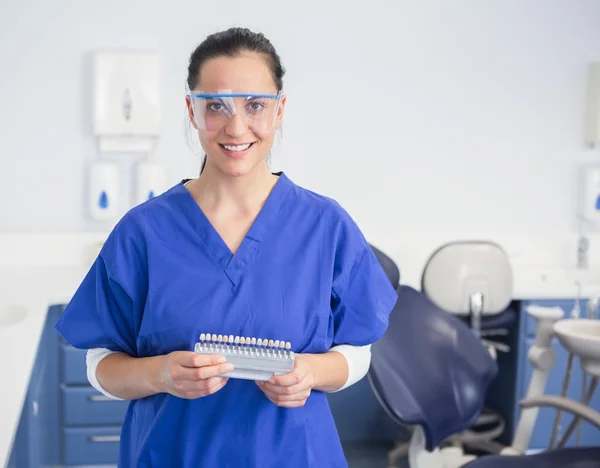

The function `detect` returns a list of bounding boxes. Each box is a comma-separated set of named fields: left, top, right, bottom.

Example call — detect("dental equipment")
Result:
left=194, top=333, right=295, bottom=381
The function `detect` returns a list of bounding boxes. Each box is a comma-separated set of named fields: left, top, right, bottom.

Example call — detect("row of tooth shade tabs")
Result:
left=199, top=333, right=291, bottom=350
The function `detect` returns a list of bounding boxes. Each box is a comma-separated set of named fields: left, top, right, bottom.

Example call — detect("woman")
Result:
left=55, top=27, right=398, bottom=467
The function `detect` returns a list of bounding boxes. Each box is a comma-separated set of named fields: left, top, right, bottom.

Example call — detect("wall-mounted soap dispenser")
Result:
left=88, top=160, right=119, bottom=221
left=134, top=160, right=168, bottom=206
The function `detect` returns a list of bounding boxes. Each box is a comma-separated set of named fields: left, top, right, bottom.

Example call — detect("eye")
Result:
left=207, top=102, right=224, bottom=112
left=246, top=101, right=265, bottom=114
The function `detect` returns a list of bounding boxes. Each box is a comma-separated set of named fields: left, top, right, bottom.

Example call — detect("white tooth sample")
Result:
left=229, top=335, right=234, bottom=343
left=234, top=336, right=240, bottom=344
left=268, top=340, right=274, bottom=347
left=218, top=335, right=223, bottom=342
left=251, top=337, right=257, bottom=345
left=223, top=335, right=228, bottom=343
left=240, top=337, right=246, bottom=345
left=200, top=333, right=206, bottom=341
left=211, top=334, right=217, bottom=341
left=286, top=342, right=291, bottom=350
left=257, top=338, right=263, bottom=346
left=274, top=340, right=280, bottom=348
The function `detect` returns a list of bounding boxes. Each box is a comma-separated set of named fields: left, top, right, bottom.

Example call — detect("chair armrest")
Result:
left=520, top=396, right=600, bottom=430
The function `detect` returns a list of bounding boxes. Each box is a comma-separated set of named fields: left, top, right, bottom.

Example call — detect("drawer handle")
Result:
left=88, top=435, right=120, bottom=443
left=88, top=394, right=116, bottom=402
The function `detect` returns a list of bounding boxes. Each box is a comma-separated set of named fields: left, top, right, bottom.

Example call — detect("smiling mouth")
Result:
left=219, top=142, right=255, bottom=152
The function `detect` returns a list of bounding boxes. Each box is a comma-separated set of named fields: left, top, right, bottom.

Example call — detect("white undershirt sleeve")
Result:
left=86, top=348, right=124, bottom=400
left=327, top=344, right=372, bottom=392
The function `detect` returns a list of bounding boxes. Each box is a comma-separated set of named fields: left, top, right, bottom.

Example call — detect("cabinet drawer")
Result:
left=62, top=386, right=128, bottom=426
left=60, top=344, right=88, bottom=385
left=63, top=426, right=121, bottom=466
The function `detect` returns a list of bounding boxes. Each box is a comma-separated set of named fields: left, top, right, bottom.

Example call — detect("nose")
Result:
left=224, top=113, right=248, bottom=138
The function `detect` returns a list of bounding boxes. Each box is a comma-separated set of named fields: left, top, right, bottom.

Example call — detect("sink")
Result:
left=0, top=305, right=28, bottom=328
left=554, top=319, right=600, bottom=377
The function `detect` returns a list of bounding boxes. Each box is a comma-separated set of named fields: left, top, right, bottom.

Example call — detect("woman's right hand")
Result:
left=157, top=351, right=234, bottom=399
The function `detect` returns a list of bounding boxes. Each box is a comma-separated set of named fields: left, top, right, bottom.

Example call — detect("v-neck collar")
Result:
left=172, top=171, right=293, bottom=286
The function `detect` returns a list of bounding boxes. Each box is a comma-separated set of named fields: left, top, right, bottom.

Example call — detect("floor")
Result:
left=343, top=441, right=410, bottom=468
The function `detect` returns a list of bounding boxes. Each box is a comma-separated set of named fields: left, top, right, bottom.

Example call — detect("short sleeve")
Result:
left=330, top=217, right=398, bottom=347
left=54, top=224, right=147, bottom=357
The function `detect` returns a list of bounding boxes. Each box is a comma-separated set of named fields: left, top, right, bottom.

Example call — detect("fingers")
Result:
left=259, top=379, right=309, bottom=396
left=177, top=362, right=234, bottom=381
left=255, top=381, right=311, bottom=407
left=179, top=352, right=227, bottom=368
left=179, top=377, right=229, bottom=399
left=268, top=365, right=308, bottom=387
left=266, top=396, right=309, bottom=408
left=256, top=381, right=311, bottom=407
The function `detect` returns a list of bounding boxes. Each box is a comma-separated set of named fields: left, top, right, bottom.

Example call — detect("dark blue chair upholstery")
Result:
left=369, top=285, right=498, bottom=451
left=370, top=244, right=400, bottom=290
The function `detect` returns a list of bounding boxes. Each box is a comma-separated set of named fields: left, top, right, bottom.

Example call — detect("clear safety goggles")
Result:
left=188, top=90, right=283, bottom=132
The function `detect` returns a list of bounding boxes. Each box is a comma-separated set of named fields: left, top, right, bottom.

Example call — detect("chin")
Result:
left=218, top=159, right=260, bottom=178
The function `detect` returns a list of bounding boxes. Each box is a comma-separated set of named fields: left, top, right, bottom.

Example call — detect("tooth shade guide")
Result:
left=194, top=333, right=294, bottom=381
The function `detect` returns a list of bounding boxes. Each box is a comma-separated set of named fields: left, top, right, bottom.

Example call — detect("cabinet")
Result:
left=9, top=305, right=129, bottom=467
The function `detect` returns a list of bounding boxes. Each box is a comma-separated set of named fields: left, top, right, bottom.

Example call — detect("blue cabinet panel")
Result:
left=575, top=368, right=600, bottom=447
left=63, top=426, right=121, bottom=466
left=62, top=386, right=129, bottom=426
left=61, top=344, right=88, bottom=385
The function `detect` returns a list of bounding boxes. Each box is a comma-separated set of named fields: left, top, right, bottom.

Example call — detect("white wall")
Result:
left=2, top=0, right=600, bottom=244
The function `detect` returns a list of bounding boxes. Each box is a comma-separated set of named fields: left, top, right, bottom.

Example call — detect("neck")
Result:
left=191, top=162, right=278, bottom=211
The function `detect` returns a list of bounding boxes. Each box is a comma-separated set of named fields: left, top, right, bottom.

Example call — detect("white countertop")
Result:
left=1, top=232, right=600, bottom=467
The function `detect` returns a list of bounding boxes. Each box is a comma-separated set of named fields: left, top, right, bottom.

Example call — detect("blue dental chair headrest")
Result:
left=369, top=244, right=400, bottom=289
left=369, top=285, right=499, bottom=451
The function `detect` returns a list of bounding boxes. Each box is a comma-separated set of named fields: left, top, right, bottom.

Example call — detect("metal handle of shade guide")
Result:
left=194, top=333, right=295, bottom=381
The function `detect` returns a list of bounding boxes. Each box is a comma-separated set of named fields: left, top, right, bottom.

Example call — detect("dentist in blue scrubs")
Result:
left=55, top=27, right=398, bottom=467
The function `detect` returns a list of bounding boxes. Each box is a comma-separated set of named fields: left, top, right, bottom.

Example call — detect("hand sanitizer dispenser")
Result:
left=93, top=50, right=161, bottom=153
left=134, top=160, right=168, bottom=205
left=579, top=164, right=600, bottom=227
left=89, top=160, right=119, bottom=221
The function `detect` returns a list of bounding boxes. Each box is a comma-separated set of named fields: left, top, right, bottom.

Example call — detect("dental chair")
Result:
left=422, top=242, right=516, bottom=356
left=421, top=242, right=516, bottom=456
left=369, top=241, right=600, bottom=468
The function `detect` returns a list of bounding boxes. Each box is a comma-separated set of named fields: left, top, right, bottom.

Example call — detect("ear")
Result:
left=275, top=95, right=286, bottom=129
left=186, top=96, right=198, bottom=129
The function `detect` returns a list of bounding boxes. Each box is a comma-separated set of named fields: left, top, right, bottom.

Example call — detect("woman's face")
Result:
left=186, top=53, right=286, bottom=178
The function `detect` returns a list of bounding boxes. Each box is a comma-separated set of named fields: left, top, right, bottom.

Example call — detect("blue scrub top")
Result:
left=55, top=172, right=398, bottom=467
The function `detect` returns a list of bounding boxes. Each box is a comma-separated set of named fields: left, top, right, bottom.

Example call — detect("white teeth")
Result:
left=223, top=143, right=251, bottom=151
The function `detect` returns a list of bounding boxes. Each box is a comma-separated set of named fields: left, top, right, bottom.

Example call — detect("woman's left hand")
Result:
left=255, top=354, right=315, bottom=407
